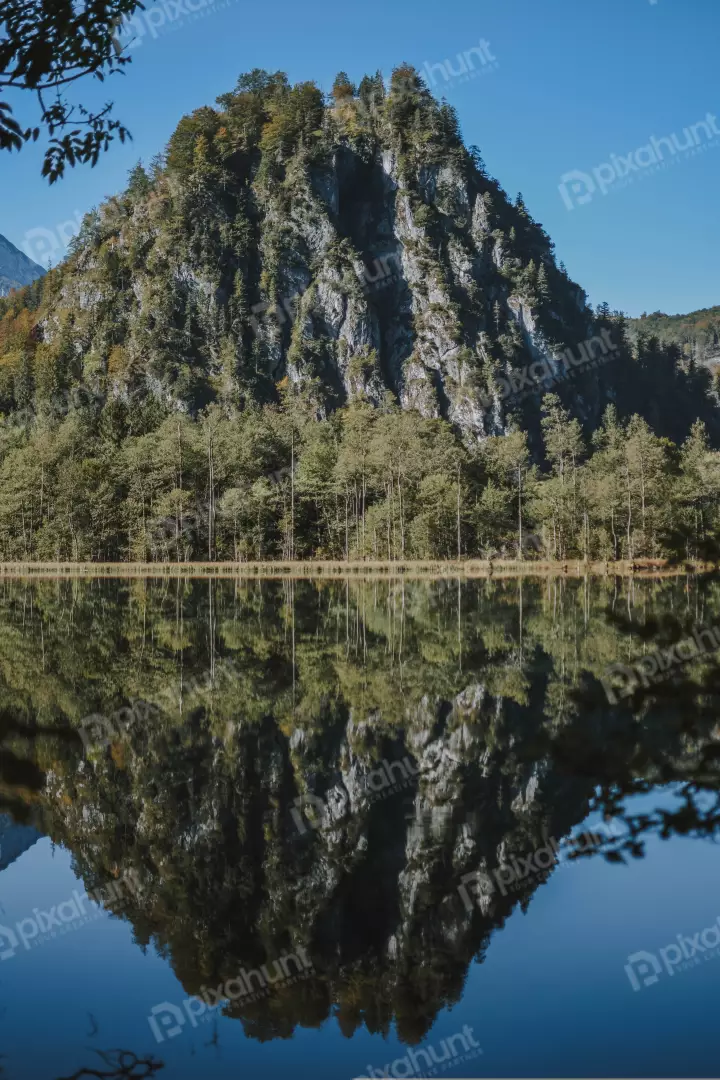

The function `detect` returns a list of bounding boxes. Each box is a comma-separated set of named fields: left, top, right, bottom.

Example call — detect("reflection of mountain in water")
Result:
left=0, top=576, right=719, bottom=1045
left=0, top=813, right=41, bottom=872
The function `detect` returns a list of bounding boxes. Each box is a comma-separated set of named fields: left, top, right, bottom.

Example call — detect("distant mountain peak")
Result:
left=0, top=232, right=44, bottom=297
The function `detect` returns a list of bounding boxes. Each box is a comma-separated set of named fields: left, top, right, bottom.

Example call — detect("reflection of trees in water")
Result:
left=56, top=1050, right=163, bottom=1080
left=0, top=575, right=719, bottom=1048
left=1, top=1040, right=162, bottom=1079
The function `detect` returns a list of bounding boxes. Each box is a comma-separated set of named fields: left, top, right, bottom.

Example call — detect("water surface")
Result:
left=0, top=575, right=719, bottom=1079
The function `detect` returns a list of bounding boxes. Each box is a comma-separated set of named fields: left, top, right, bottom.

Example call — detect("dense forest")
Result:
left=0, top=67, right=719, bottom=563
left=0, top=385, right=716, bottom=563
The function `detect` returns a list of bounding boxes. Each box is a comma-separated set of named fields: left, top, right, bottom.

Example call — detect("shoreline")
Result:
left=0, top=558, right=713, bottom=580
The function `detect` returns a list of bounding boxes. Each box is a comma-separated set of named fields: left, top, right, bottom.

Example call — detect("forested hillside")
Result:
left=628, top=305, right=720, bottom=368
left=0, top=67, right=718, bottom=563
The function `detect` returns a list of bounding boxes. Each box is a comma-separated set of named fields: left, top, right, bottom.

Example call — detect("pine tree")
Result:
left=331, top=72, right=355, bottom=101
left=126, top=161, right=151, bottom=200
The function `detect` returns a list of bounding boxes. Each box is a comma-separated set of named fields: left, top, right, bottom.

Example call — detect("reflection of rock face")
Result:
left=42, top=704, right=589, bottom=1045
left=1, top=576, right=720, bottom=1045
left=0, top=813, right=41, bottom=872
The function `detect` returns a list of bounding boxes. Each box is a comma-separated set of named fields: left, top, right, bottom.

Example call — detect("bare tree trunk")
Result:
left=610, top=506, right=618, bottom=561
left=517, top=465, right=523, bottom=560
left=177, top=419, right=183, bottom=562
left=290, top=425, right=295, bottom=560
left=207, top=434, right=214, bottom=561
left=456, top=461, right=461, bottom=560
left=362, top=470, right=366, bottom=558
left=354, top=480, right=359, bottom=555
left=398, top=476, right=405, bottom=557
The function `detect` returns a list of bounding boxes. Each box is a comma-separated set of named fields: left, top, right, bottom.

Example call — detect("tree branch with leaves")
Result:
left=0, top=0, right=147, bottom=181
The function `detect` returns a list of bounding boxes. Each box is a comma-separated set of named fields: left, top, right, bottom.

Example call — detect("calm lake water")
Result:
left=1, top=574, right=719, bottom=1079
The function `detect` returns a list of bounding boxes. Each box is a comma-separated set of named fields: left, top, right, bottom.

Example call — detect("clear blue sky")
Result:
left=1, top=0, right=718, bottom=317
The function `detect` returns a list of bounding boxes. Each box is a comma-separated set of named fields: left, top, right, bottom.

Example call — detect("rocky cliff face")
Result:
left=250, top=143, right=590, bottom=439
left=3, top=67, right=610, bottom=443
left=0, top=233, right=44, bottom=297
left=36, top=679, right=593, bottom=1044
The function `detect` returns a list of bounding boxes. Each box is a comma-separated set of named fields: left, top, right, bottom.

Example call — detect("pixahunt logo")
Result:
left=79, top=699, right=159, bottom=755
left=559, top=112, right=720, bottom=209
left=357, top=1024, right=482, bottom=1078
left=291, top=755, right=421, bottom=835
left=79, top=656, right=247, bottom=756
left=113, top=0, right=235, bottom=49
left=148, top=948, right=313, bottom=1042
left=601, top=624, right=720, bottom=705
left=478, top=330, right=618, bottom=410
left=249, top=253, right=403, bottom=337
left=23, top=210, right=84, bottom=267
left=458, top=820, right=624, bottom=910
left=422, top=39, right=498, bottom=89
left=0, top=870, right=140, bottom=961
left=625, top=916, right=720, bottom=991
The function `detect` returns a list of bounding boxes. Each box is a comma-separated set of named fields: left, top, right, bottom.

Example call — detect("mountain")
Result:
left=627, top=305, right=720, bottom=370
left=0, top=67, right=717, bottom=564
left=0, top=813, right=41, bottom=872
left=1, top=67, right=713, bottom=443
left=0, top=233, right=44, bottom=297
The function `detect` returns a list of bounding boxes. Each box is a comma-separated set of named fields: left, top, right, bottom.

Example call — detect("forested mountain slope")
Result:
left=627, top=305, right=720, bottom=369
left=0, top=67, right=718, bottom=562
